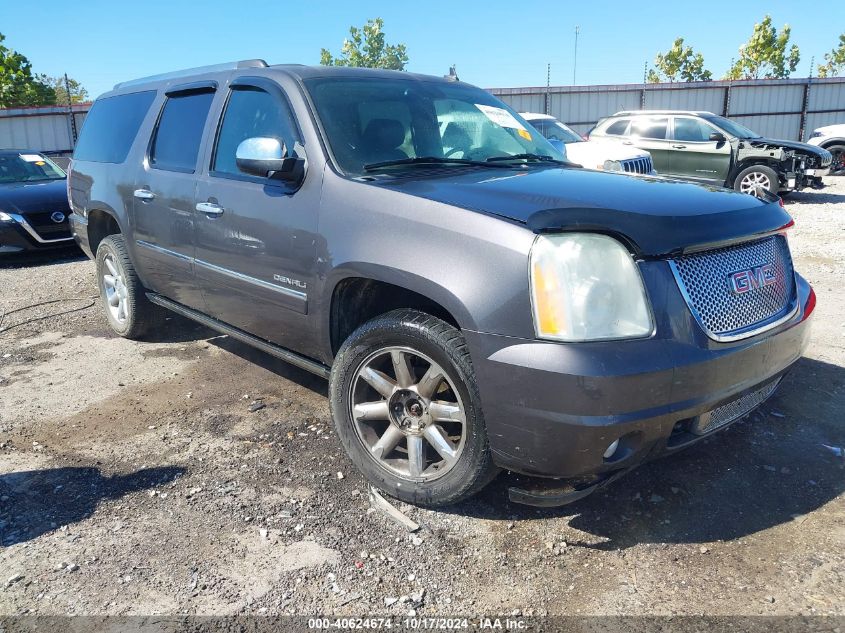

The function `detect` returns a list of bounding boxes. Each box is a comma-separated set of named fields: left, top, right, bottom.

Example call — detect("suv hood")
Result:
left=375, top=167, right=791, bottom=258
left=745, top=137, right=829, bottom=159
left=0, top=178, right=69, bottom=213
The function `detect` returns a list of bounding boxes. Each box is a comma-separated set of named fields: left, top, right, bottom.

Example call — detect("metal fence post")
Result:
left=798, top=78, right=811, bottom=142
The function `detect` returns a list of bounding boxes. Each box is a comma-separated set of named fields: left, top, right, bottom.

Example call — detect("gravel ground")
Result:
left=0, top=181, right=843, bottom=619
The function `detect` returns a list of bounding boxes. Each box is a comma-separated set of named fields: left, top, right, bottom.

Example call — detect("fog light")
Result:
left=603, top=439, right=620, bottom=459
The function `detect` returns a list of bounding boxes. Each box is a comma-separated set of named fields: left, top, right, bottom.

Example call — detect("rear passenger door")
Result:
left=132, top=85, right=216, bottom=310
left=669, top=116, right=732, bottom=185
left=627, top=116, right=671, bottom=174
left=193, top=77, right=320, bottom=353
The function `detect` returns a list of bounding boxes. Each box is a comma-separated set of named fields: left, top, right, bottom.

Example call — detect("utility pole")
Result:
left=64, top=73, right=78, bottom=145
left=545, top=63, right=551, bottom=114
left=573, top=26, right=580, bottom=85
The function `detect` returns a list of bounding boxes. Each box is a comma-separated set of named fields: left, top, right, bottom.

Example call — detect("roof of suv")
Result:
left=112, top=59, right=460, bottom=93
left=610, top=110, right=717, bottom=117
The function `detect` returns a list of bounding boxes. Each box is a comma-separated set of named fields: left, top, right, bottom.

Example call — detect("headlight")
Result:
left=809, top=131, right=822, bottom=139
left=530, top=233, right=653, bottom=341
left=602, top=159, right=623, bottom=172
left=0, top=211, right=13, bottom=222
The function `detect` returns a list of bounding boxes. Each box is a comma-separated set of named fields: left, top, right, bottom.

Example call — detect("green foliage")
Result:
left=726, top=16, right=800, bottom=80
left=46, top=76, right=89, bottom=105
left=0, top=33, right=57, bottom=107
left=817, top=34, right=845, bottom=78
left=320, top=18, right=408, bottom=70
left=647, top=37, right=712, bottom=83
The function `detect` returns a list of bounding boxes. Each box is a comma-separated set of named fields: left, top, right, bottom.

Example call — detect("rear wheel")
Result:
left=329, top=309, right=497, bottom=506
left=95, top=234, right=165, bottom=339
left=734, top=165, right=779, bottom=198
left=825, top=144, right=845, bottom=176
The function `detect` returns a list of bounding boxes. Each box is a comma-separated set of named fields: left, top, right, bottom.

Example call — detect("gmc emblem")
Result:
left=727, top=264, right=777, bottom=295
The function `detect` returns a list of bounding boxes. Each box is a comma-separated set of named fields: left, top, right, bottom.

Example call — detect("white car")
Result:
left=521, top=113, right=656, bottom=175
left=807, top=123, right=845, bottom=175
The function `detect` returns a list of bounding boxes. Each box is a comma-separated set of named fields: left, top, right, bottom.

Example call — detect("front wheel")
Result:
left=733, top=165, right=780, bottom=198
left=329, top=309, right=498, bottom=506
left=826, top=144, right=845, bottom=176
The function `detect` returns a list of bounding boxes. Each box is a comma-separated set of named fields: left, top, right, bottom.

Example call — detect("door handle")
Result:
left=196, top=202, right=224, bottom=216
left=133, top=189, right=155, bottom=200
left=672, top=144, right=687, bottom=149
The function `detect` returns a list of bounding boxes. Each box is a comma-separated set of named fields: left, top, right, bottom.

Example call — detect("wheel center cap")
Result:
left=389, top=389, right=428, bottom=431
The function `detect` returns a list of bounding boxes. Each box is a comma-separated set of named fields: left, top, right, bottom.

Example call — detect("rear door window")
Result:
left=150, top=91, right=215, bottom=172
left=630, top=117, right=668, bottom=140
left=73, top=91, right=156, bottom=163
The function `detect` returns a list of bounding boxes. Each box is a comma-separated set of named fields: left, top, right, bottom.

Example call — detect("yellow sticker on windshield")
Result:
left=518, top=129, right=532, bottom=141
left=35, top=161, right=46, bottom=166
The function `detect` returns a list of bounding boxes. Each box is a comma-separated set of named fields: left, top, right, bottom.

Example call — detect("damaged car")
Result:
left=590, top=110, right=833, bottom=197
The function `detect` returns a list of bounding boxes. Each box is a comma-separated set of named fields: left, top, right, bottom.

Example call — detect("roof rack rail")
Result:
left=114, top=59, right=268, bottom=90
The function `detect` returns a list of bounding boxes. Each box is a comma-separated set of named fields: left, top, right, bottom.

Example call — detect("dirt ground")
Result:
left=0, top=181, right=843, bottom=620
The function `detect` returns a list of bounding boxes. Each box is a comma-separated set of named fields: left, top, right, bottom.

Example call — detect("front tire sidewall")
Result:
left=330, top=312, right=494, bottom=506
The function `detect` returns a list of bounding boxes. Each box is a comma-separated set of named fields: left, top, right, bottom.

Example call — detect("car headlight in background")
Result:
left=530, top=233, right=653, bottom=341
left=0, top=211, right=14, bottom=222
left=809, top=131, right=823, bottom=139
left=602, top=159, right=623, bottom=172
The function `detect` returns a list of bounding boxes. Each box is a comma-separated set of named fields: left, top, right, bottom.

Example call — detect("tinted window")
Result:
left=213, top=87, right=298, bottom=176
left=630, top=117, right=668, bottom=140
left=674, top=117, right=716, bottom=142
left=150, top=91, right=215, bottom=172
left=605, top=119, right=629, bottom=135
left=74, top=91, right=156, bottom=163
left=532, top=119, right=582, bottom=144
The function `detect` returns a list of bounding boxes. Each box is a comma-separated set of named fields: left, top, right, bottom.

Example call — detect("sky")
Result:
left=2, top=1, right=843, bottom=100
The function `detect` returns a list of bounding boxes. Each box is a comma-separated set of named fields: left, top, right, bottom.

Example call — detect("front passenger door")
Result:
left=194, top=78, right=320, bottom=355
left=669, top=116, right=732, bottom=185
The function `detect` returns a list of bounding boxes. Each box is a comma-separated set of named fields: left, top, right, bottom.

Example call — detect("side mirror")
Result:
left=236, top=137, right=304, bottom=183
left=709, top=132, right=727, bottom=143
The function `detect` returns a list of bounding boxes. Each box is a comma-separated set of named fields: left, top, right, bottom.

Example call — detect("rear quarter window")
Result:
left=73, top=91, right=156, bottom=163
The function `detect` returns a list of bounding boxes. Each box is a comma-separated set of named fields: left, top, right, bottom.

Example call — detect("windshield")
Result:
left=530, top=118, right=583, bottom=144
left=304, top=77, right=563, bottom=175
left=704, top=115, right=760, bottom=140
left=0, top=153, right=66, bottom=183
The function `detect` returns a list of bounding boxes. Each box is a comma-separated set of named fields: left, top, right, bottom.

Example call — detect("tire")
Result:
left=95, top=234, right=165, bottom=339
left=733, top=164, right=780, bottom=198
left=825, top=144, right=845, bottom=176
left=329, top=309, right=498, bottom=506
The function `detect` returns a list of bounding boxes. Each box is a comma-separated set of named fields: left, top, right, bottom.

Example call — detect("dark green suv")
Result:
left=590, top=110, right=832, bottom=197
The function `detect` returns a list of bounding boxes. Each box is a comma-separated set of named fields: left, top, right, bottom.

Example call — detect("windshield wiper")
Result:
left=363, top=156, right=510, bottom=171
left=486, top=153, right=572, bottom=166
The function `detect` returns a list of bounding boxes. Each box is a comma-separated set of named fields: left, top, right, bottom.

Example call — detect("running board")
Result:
left=146, top=293, right=331, bottom=379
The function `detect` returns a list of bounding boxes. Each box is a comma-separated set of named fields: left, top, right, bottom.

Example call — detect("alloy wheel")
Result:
left=102, top=254, right=129, bottom=324
left=739, top=171, right=772, bottom=197
left=349, top=346, right=467, bottom=481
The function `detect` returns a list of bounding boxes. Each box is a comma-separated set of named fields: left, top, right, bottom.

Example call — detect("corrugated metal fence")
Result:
left=490, top=77, right=845, bottom=141
left=0, top=103, right=90, bottom=157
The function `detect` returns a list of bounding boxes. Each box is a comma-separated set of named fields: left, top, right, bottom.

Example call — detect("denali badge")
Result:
left=273, top=274, right=307, bottom=289
left=51, top=211, right=66, bottom=223
left=727, top=264, right=777, bottom=295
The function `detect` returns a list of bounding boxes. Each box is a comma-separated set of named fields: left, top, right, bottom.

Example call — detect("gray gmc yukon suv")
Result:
left=68, top=61, right=815, bottom=507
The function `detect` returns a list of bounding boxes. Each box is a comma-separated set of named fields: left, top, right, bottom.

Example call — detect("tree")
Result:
left=647, top=37, right=712, bottom=82
left=320, top=18, right=408, bottom=70
left=726, top=16, right=800, bottom=80
left=0, top=33, right=56, bottom=107
left=817, top=34, right=845, bottom=78
left=45, top=76, right=89, bottom=105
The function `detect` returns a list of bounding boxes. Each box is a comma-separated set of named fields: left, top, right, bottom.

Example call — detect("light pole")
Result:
left=573, top=26, right=580, bottom=85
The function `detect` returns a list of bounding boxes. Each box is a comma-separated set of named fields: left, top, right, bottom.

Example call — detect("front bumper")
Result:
left=464, top=267, right=814, bottom=483
left=0, top=216, right=75, bottom=254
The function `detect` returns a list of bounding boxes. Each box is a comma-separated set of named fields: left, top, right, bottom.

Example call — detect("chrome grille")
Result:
left=621, top=156, right=653, bottom=174
left=670, top=235, right=796, bottom=341
left=693, top=380, right=780, bottom=434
